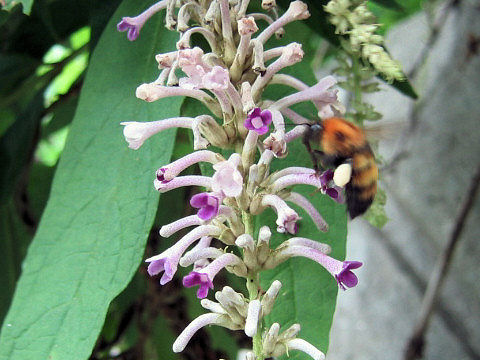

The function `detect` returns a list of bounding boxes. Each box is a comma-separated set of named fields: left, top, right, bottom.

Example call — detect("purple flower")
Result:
left=278, top=245, right=362, bottom=290
left=244, top=108, right=272, bottom=135
left=182, top=253, right=242, bottom=298
left=156, top=168, right=169, bottom=183
left=117, top=18, right=142, bottom=41
left=117, top=1, right=166, bottom=41
left=145, top=225, right=222, bottom=285
left=190, top=193, right=220, bottom=220
left=173, top=313, right=224, bottom=353
left=319, top=169, right=344, bottom=203
left=183, top=272, right=214, bottom=298
left=147, top=256, right=177, bottom=285
left=336, top=261, right=363, bottom=290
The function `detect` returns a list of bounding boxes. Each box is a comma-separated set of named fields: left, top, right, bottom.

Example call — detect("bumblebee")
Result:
left=302, top=117, right=378, bottom=218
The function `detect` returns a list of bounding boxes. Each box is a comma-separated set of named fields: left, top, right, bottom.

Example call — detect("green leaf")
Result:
left=2, top=0, right=34, bottom=15
left=0, top=54, right=40, bottom=98
left=0, top=1, right=183, bottom=359
left=0, top=199, right=33, bottom=325
left=1, top=0, right=90, bottom=60
left=0, top=92, right=44, bottom=204
left=371, top=0, right=403, bottom=11
left=89, top=0, right=123, bottom=51
left=277, top=0, right=339, bottom=46
left=368, top=0, right=423, bottom=34
left=364, top=185, right=388, bottom=228
left=41, top=94, right=79, bottom=140
left=383, top=75, right=418, bottom=99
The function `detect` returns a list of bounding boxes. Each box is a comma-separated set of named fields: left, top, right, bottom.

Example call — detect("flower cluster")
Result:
left=324, top=0, right=404, bottom=81
left=118, top=0, right=363, bottom=358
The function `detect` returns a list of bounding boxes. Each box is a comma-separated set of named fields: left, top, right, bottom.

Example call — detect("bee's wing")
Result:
left=363, top=120, right=408, bottom=142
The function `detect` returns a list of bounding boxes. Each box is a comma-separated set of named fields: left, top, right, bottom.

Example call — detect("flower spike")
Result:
left=117, top=0, right=365, bottom=357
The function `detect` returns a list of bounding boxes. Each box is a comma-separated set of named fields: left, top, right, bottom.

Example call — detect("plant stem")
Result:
left=252, top=327, right=264, bottom=360
left=242, top=210, right=264, bottom=359
left=351, top=53, right=363, bottom=124
left=242, top=210, right=254, bottom=236
left=248, top=272, right=263, bottom=360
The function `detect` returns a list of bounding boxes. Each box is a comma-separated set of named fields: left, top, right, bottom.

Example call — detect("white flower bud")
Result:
left=263, top=322, right=280, bottom=354
left=244, top=300, right=261, bottom=337
left=235, top=234, right=255, bottom=251
left=278, top=323, right=301, bottom=341
left=201, top=299, right=227, bottom=314
left=257, top=226, right=271, bottom=245
left=261, top=280, right=282, bottom=315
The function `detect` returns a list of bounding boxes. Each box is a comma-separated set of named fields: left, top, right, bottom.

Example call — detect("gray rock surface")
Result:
left=328, top=2, right=480, bottom=359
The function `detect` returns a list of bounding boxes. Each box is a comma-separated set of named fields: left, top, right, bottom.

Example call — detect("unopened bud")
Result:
left=263, top=322, right=280, bottom=354
left=256, top=225, right=272, bottom=265
left=278, top=323, right=301, bottom=341
left=235, top=234, right=255, bottom=251
left=258, top=226, right=271, bottom=245
left=197, top=115, right=229, bottom=148
left=261, top=280, right=282, bottom=315
left=201, top=299, right=227, bottom=314
left=245, top=300, right=261, bottom=337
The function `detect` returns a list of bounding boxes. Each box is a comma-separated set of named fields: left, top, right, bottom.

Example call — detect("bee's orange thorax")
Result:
left=321, top=117, right=366, bottom=155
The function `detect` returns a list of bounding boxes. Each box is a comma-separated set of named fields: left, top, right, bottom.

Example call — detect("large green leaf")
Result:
left=0, top=92, right=44, bottom=204
left=0, top=1, right=182, bottom=359
left=0, top=200, right=33, bottom=325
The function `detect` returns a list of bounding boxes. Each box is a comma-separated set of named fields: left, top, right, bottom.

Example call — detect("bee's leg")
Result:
left=302, top=135, right=323, bottom=173
left=311, top=150, right=326, bottom=175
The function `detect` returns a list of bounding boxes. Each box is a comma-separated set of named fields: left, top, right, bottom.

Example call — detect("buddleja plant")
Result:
left=117, top=0, right=362, bottom=358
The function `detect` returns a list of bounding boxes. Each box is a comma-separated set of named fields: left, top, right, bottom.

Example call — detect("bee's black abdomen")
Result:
left=345, top=146, right=378, bottom=219
left=345, top=184, right=375, bottom=218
